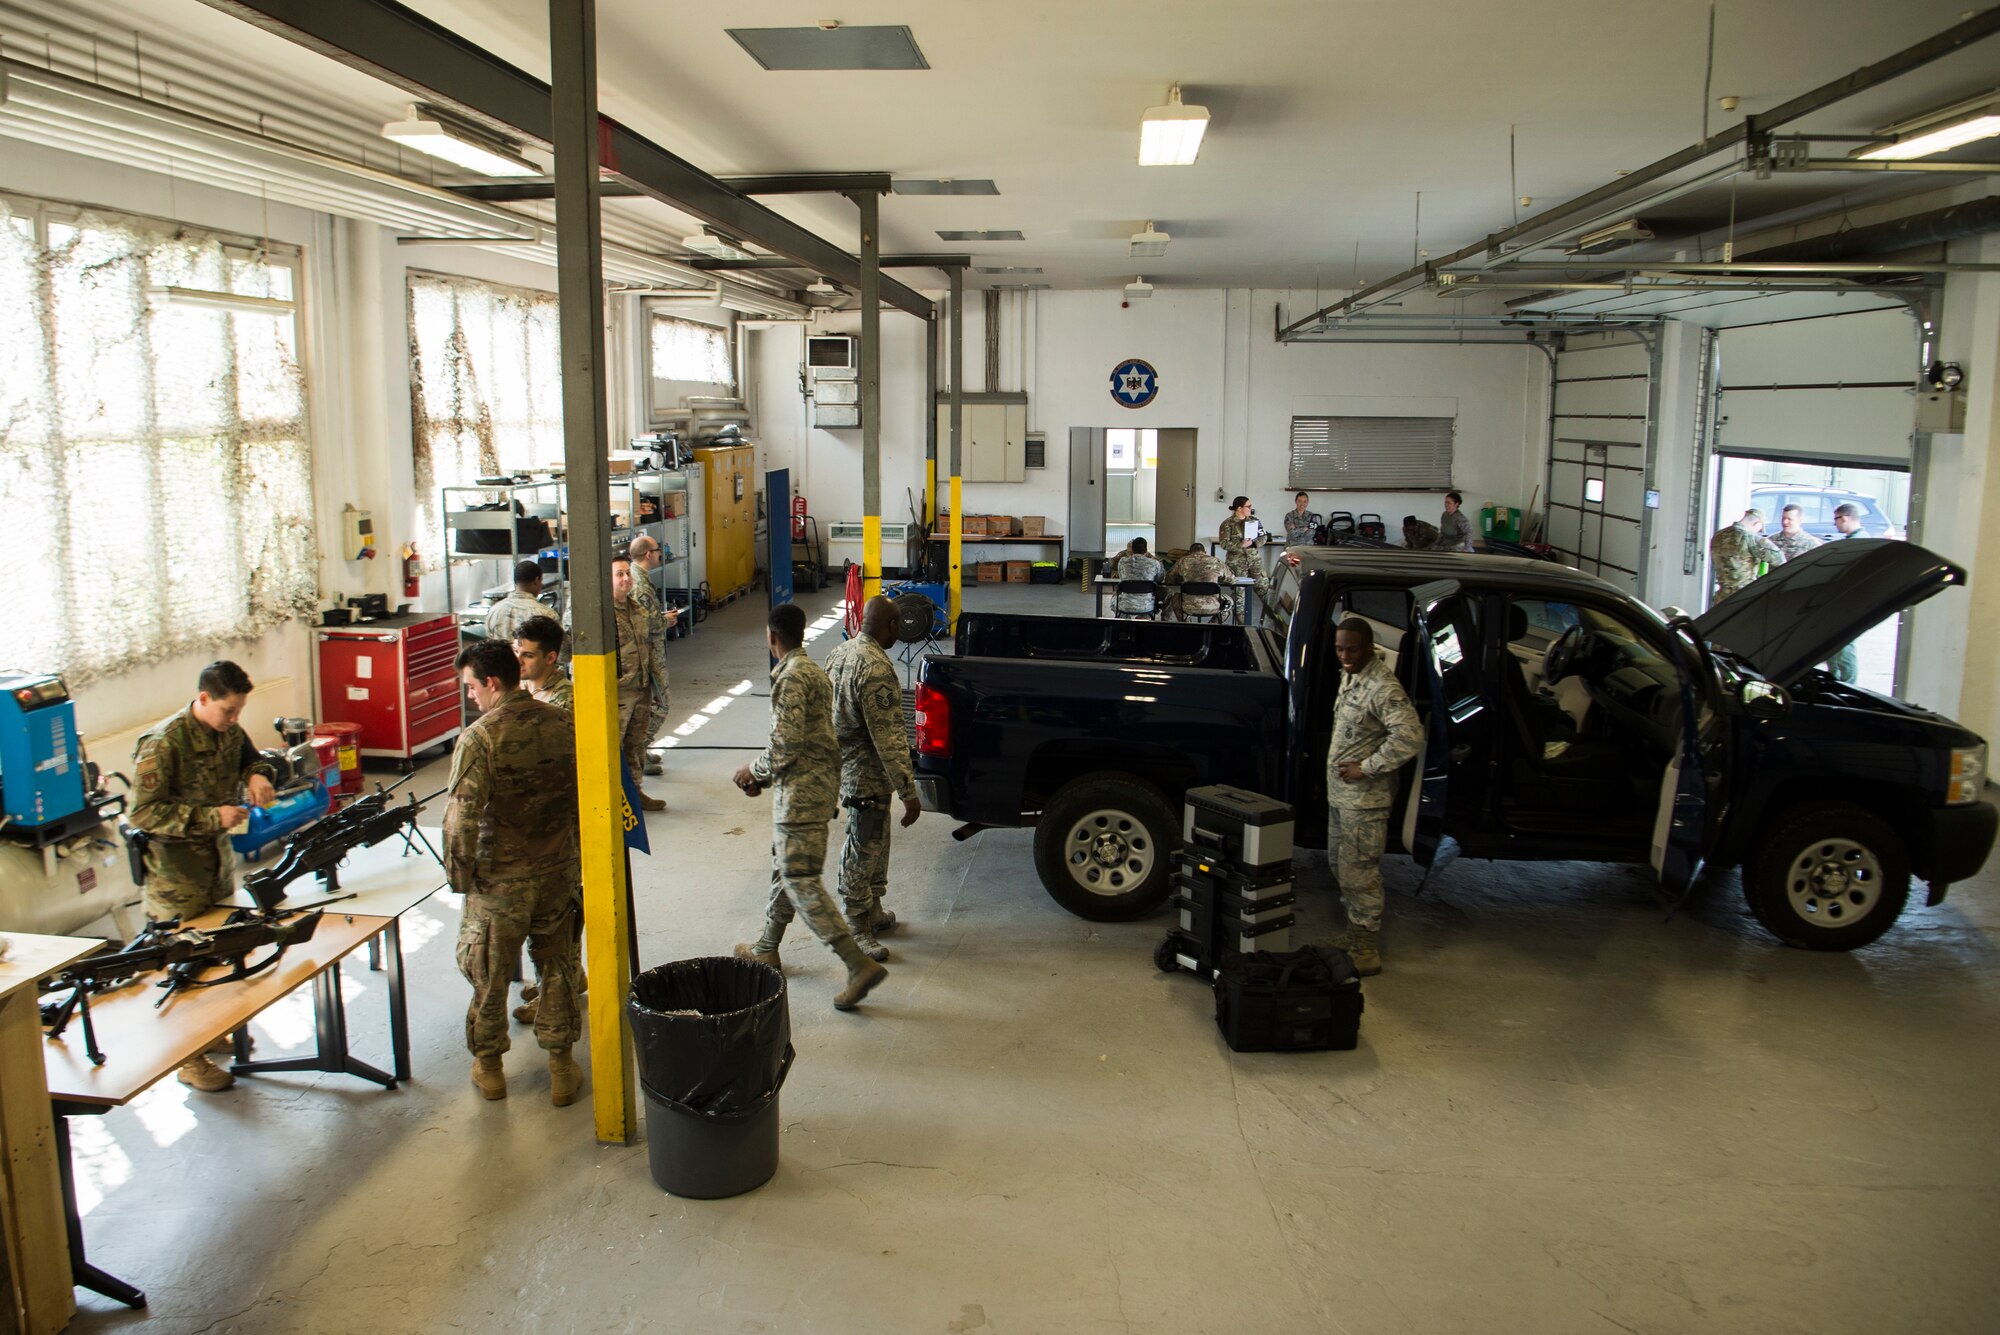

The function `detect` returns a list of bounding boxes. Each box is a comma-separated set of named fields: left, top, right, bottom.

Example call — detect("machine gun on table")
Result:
left=39, top=909, right=327, bottom=1066
left=239, top=776, right=445, bottom=911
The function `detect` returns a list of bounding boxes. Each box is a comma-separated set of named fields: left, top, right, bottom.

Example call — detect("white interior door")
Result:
left=1155, top=428, right=1198, bottom=551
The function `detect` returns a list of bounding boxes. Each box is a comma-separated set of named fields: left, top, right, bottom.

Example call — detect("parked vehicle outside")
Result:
left=1749, top=484, right=1902, bottom=542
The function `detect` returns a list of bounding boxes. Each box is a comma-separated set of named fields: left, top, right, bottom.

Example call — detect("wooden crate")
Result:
left=976, top=561, right=1003, bottom=583
left=1005, top=561, right=1031, bottom=583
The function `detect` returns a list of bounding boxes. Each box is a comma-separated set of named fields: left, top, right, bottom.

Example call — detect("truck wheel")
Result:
left=1033, top=773, right=1180, bottom=921
left=1746, top=803, right=1910, bottom=951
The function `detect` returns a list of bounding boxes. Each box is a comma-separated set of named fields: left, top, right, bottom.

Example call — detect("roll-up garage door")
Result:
left=1714, top=307, right=1916, bottom=466
left=1544, top=333, right=1652, bottom=595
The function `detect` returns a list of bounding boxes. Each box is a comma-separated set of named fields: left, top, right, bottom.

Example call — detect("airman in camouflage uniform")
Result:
left=446, top=640, right=583, bottom=1104
left=1163, top=543, right=1229, bottom=620
left=1769, top=504, right=1822, bottom=563
left=735, top=603, right=888, bottom=1010
left=1709, top=508, right=1785, bottom=601
left=1402, top=516, right=1441, bottom=551
left=513, top=613, right=572, bottom=714
left=129, top=661, right=279, bottom=1093
left=1218, top=497, right=1275, bottom=623
left=610, top=557, right=667, bottom=810
left=1282, top=493, right=1323, bottom=546
left=824, top=597, right=922, bottom=961
left=627, top=536, right=677, bottom=778
left=1327, top=620, right=1423, bottom=976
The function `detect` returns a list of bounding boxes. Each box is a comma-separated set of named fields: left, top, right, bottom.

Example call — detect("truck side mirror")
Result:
left=1740, top=679, right=1789, bottom=719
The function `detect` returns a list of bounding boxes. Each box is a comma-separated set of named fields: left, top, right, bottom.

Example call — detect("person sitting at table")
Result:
left=129, top=660, right=279, bottom=1093
left=1163, top=542, right=1229, bottom=621
left=1111, top=538, right=1164, bottom=617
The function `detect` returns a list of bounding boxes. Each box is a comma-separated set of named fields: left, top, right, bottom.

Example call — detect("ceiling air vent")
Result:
left=727, top=25, right=929, bottom=71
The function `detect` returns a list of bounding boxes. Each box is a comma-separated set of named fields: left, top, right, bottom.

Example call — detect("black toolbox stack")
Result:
left=1157, top=785, right=1296, bottom=978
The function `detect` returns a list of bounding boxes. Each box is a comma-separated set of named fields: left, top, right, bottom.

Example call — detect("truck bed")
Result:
left=954, top=612, right=1271, bottom=672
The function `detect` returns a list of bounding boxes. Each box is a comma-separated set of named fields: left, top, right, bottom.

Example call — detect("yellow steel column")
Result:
left=550, top=0, right=633, bottom=1144
left=948, top=267, right=965, bottom=628
left=855, top=190, right=883, bottom=602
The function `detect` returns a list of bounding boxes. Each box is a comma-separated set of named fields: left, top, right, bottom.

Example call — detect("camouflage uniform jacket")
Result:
left=629, top=567, right=672, bottom=691
left=1769, top=527, right=1822, bottom=563
left=484, top=591, right=548, bottom=643
left=1404, top=520, right=1441, bottom=551
left=1437, top=508, right=1474, bottom=552
left=824, top=632, right=919, bottom=807
left=612, top=597, right=657, bottom=696
left=1111, top=552, right=1165, bottom=614
left=531, top=667, right=574, bottom=714
left=1710, top=522, right=1784, bottom=598
left=1217, top=515, right=1259, bottom=575
left=444, top=688, right=578, bottom=890
left=130, top=705, right=279, bottom=861
left=749, top=648, right=839, bottom=825
left=1164, top=550, right=1229, bottom=616
left=1327, top=651, right=1423, bottom=810
left=1282, top=509, right=1322, bottom=545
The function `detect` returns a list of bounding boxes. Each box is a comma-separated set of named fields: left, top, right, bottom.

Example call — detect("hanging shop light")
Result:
left=1138, top=84, right=1208, bottom=167
left=382, top=104, right=540, bottom=178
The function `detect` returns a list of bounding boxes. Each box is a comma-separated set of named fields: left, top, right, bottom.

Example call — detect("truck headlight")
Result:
left=1948, top=745, right=1986, bottom=805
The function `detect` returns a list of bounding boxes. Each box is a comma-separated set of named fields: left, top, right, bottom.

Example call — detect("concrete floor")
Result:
left=67, top=579, right=2000, bottom=1334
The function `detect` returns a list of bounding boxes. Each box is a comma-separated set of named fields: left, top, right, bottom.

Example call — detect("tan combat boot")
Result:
left=471, top=1054, right=506, bottom=1100
left=177, top=1055, right=234, bottom=1093
left=868, top=905, right=898, bottom=936
left=846, top=911, right=889, bottom=963
left=734, top=941, right=783, bottom=972
left=512, top=999, right=538, bottom=1025
left=548, top=1048, right=583, bottom=1107
left=832, top=938, right=888, bottom=1011
left=1348, top=926, right=1382, bottom=977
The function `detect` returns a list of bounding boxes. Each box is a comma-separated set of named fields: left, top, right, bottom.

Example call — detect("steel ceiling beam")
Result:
left=720, top=173, right=893, bottom=194
left=1277, top=6, right=2000, bottom=341
left=200, top=0, right=934, bottom=319
left=445, top=180, right=643, bottom=201
left=686, top=253, right=973, bottom=272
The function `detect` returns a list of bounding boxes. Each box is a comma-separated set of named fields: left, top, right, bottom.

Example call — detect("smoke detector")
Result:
left=1130, top=222, right=1171, bottom=258
left=1124, top=276, right=1154, bottom=300
left=801, top=278, right=851, bottom=309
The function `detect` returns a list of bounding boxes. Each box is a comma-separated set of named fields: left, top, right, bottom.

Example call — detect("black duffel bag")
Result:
left=1213, top=945, right=1363, bottom=1052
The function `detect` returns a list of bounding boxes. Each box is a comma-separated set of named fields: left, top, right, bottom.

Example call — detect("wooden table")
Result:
left=1, top=933, right=100, bottom=1335
left=929, top=533, right=1066, bottom=566
left=41, top=835, right=446, bottom=1310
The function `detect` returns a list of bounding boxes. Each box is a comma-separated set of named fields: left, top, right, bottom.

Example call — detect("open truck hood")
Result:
left=1692, top=539, right=1964, bottom=685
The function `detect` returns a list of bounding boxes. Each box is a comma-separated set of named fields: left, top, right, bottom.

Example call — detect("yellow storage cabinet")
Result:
left=694, top=443, right=756, bottom=600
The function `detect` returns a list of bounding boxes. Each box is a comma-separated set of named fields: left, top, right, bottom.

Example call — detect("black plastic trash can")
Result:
left=627, top=956, right=793, bottom=1199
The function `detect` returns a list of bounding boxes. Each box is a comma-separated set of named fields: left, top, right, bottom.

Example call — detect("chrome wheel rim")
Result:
left=1784, top=837, right=1883, bottom=929
left=1063, top=807, right=1156, bottom=897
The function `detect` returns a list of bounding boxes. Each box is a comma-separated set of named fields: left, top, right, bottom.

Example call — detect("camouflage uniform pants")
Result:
left=837, top=801, right=892, bottom=924
left=1225, top=560, right=1273, bottom=624
left=1328, top=804, right=1392, bottom=932
left=457, top=877, right=583, bottom=1058
left=760, top=820, right=849, bottom=946
left=142, top=833, right=232, bottom=923
left=618, top=691, right=656, bottom=784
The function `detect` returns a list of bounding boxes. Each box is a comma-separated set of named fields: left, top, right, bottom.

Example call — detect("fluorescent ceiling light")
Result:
left=382, top=105, right=538, bottom=177
left=1125, top=277, right=1154, bottom=300
left=682, top=233, right=756, bottom=260
left=937, top=229, right=1024, bottom=242
left=974, top=266, right=1043, bottom=275
left=1130, top=222, right=1171, bottom=258
left=1855, top=98, right=2000, bottom=160
left=1139, top=84, right=1208, bottom=167
left=892, top=179, right=999, bottom=195
left=802, top=279, right=850, bottom=309
left=727, top=25, right=929, bottom=71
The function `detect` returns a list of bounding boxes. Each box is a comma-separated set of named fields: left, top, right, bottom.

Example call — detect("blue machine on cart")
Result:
left=0, top=671, right=90, bottom=835
left=231, top=717, right=335, bottom=861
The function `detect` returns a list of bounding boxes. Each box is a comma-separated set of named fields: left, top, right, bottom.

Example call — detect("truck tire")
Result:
left=1745, top=802, right=1910, bottom=951
left=1033, top=773, right=1180, bottom=921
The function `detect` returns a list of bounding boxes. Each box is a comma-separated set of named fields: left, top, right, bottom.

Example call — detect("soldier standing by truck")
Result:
left=1327, top=619, right=1424, bottom=977
left=824, top=596, right=923, bottom=961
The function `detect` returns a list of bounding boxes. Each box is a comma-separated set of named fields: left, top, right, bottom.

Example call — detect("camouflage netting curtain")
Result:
left=406, top=272, right=564, bottom=571
left=0, top=197, right=316, bottom=685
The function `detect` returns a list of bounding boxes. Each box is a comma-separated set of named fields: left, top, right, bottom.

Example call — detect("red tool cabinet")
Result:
left=314, top=613, right=461, bottom=770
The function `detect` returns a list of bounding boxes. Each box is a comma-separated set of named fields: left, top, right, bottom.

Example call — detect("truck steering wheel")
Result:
left=1545, top=623, right=1591, bottom=683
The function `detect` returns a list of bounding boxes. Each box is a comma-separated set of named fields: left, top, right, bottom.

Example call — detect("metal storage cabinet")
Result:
left=314, top=613, right=461, bottom=770
left=694, top=444, right=756, bottom=599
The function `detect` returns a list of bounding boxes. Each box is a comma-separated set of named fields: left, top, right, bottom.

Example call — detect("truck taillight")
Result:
left=914, top=683, right=950, bottom=756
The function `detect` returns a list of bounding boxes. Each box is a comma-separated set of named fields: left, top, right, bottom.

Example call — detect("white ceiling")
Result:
left=10, top=0, right=1997, bottom=293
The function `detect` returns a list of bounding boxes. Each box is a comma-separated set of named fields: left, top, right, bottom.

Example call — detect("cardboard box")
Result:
left=1020, top=515, right=1047, bottom=536
left=1005, top=561, right=1031, bottom=583
left=963, top=515, right=989, bottom=536
left=606, top=451, right=640, bottom=475
left=662, top=491, right=687, bottom=518
left=976, top=561, right=1003, bottom=583
left=992, top=515, right=1019, bottom=536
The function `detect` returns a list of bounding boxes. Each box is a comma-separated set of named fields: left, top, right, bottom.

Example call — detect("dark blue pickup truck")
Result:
left=912, top=541, right=1996, bottom=951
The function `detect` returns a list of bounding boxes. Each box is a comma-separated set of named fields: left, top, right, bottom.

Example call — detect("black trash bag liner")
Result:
left=627, top=956, right=791, bottom=1118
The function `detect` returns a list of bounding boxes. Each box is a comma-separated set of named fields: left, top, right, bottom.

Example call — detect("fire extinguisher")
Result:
left=402, top=543, right=421, bottom=599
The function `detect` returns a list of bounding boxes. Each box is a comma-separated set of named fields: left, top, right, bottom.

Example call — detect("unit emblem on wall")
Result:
left=1110, top=359, right=1160, bottom=409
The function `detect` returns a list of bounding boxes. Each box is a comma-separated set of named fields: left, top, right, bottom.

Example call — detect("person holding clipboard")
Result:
left=1217, top=497, right=1275, bottom=624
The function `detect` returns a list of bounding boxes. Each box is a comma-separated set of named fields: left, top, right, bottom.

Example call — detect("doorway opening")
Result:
left=1103, top=428, right=1197, bottom=554
left=1712, top=455, right=1910, bottom=695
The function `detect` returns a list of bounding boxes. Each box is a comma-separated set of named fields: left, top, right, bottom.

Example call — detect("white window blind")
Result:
left=408, top=272, right=564, bottom=568
left=1288, top=416, right=1454, bottom=490
left=0, top=195, right=315, bottom=684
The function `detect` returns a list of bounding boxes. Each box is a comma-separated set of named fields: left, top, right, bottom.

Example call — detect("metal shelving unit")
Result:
left=615, top=470, right=697, bottom=638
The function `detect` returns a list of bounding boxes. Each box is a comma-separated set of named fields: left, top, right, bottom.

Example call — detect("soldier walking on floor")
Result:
left=1326, top=618, right=1423, bottom=977
left=734, top=603, right=889, bottom=1010
left=129, top=660, right=278, bottom=1093
left=824, top=596, right=923, bottom=961
left=445, top=640, right=585, bottom=1105
left=627, top=534, right=679, bottom=778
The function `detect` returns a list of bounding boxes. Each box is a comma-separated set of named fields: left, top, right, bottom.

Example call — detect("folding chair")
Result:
left=1178, top=581, right=1228, bottom=625
left=1112, top=579, right=1161, bottom=620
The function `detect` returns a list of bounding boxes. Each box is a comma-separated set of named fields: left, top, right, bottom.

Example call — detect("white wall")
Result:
left=751, top=286, right=1552, bottom=556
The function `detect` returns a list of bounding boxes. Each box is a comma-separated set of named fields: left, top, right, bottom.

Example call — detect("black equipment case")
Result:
left=1213, top=946, right=1364, bottom=1052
